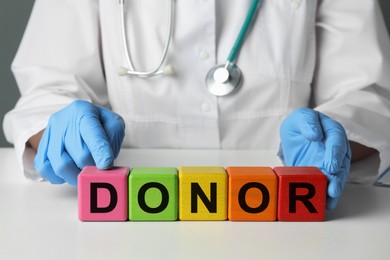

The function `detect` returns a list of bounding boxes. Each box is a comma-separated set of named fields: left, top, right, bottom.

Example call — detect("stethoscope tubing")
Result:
left=206, top=0, right=262, bottom=96
left=119, top=0, right=175, bottom=77
left=119, top=0, right=261, bottom=97
left=227, top=0, right=261, bottom=64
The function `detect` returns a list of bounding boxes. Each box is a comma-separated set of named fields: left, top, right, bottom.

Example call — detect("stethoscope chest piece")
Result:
left=205, top=63, right=242, bottom=96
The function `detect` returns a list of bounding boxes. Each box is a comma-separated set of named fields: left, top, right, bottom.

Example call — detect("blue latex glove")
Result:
left=34, top=100, right=125, bottom=186
left=280, top=108, right=351, bottom=210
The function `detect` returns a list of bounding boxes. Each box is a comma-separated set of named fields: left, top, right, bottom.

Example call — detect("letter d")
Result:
left=90, top=183, right=118, bottom=213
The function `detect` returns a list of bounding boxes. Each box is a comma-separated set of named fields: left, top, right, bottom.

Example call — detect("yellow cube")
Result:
left=179, top=166, right=227, bottom=220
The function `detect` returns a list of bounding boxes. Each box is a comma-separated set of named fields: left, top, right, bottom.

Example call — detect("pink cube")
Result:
left=78, top=166, right=129, bottom=221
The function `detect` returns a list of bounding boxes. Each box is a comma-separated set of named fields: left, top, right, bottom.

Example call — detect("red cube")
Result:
left=274, top=167, right=327, bottom=221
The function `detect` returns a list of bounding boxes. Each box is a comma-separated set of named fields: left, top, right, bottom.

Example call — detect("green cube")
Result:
left=129, top=167, right=178, bottom=221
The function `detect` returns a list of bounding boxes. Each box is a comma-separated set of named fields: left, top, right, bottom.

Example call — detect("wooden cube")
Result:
left=179, top=166, right=227, bottom=220
left=78, top=166, right=129, bottom=221
left=227, top=167, right=277, bottom=221
left=128, top=167, right=178, bottom=221
left=273, top=167, right=327, bottom=221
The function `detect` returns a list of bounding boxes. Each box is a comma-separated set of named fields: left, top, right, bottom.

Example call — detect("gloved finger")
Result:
left=79, top=108, right=114, bottom=170
left=324, top=147, right=351, bottom=210
left=45, top=103, right=95, bottom=171
left=36, top=160, right=65, bottom=184
left=319, top=114, right=348, bottom=174
left=324, top=172, right=343, bottom=210
left=326, top=195, right=339, bottom=211
left=96, top=105, right=125, bottom=158
left=64, top=128, right=95, bottom=170
left=281, top=108, right=323, bottom=141
left=295, top=108, right=324, bottom=141
left=34, top=127, right=65, bottom=184
left=325, top=169, right=345, bottom=199
left=47, top=133, right=81, bottom=186
left=55, top=150, right=80, bottom=186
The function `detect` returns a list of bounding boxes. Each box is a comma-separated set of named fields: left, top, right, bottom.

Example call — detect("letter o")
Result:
left=238, top=182, right=270, bottom=213
left=138, top=182, right=169, bottom=214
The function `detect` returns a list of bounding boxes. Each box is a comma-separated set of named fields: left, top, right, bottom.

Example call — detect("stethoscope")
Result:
left=118, top=0, right=261, bottom=96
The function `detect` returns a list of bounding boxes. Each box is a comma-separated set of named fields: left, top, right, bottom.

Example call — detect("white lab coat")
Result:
left=3, top=0, right=390, bottom=184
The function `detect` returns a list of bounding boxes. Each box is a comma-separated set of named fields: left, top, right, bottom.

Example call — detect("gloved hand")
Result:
left=280, top=108, right=351, bottom=210
left=34, top=100, right=125, bottom=186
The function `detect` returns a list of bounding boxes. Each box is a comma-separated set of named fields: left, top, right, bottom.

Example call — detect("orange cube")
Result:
left=227, top=167, right=277, bottom=221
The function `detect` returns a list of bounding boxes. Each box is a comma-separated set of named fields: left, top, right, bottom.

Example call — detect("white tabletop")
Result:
left=0, top=148, right=389, bottom=260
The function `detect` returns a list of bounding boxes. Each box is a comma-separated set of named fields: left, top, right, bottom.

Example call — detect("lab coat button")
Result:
left=201, top=102, right=211, bottom=112
left=290, top=0, right=300, bottom=9
left=199, top=50, right=209, bottom=60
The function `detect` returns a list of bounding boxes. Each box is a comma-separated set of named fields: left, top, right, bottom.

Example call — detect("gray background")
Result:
left=1, top=0, right=390, bottom=147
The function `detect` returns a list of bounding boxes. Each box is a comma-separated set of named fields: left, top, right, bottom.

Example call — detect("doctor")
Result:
left=3, top=0, right=390, bottom=210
